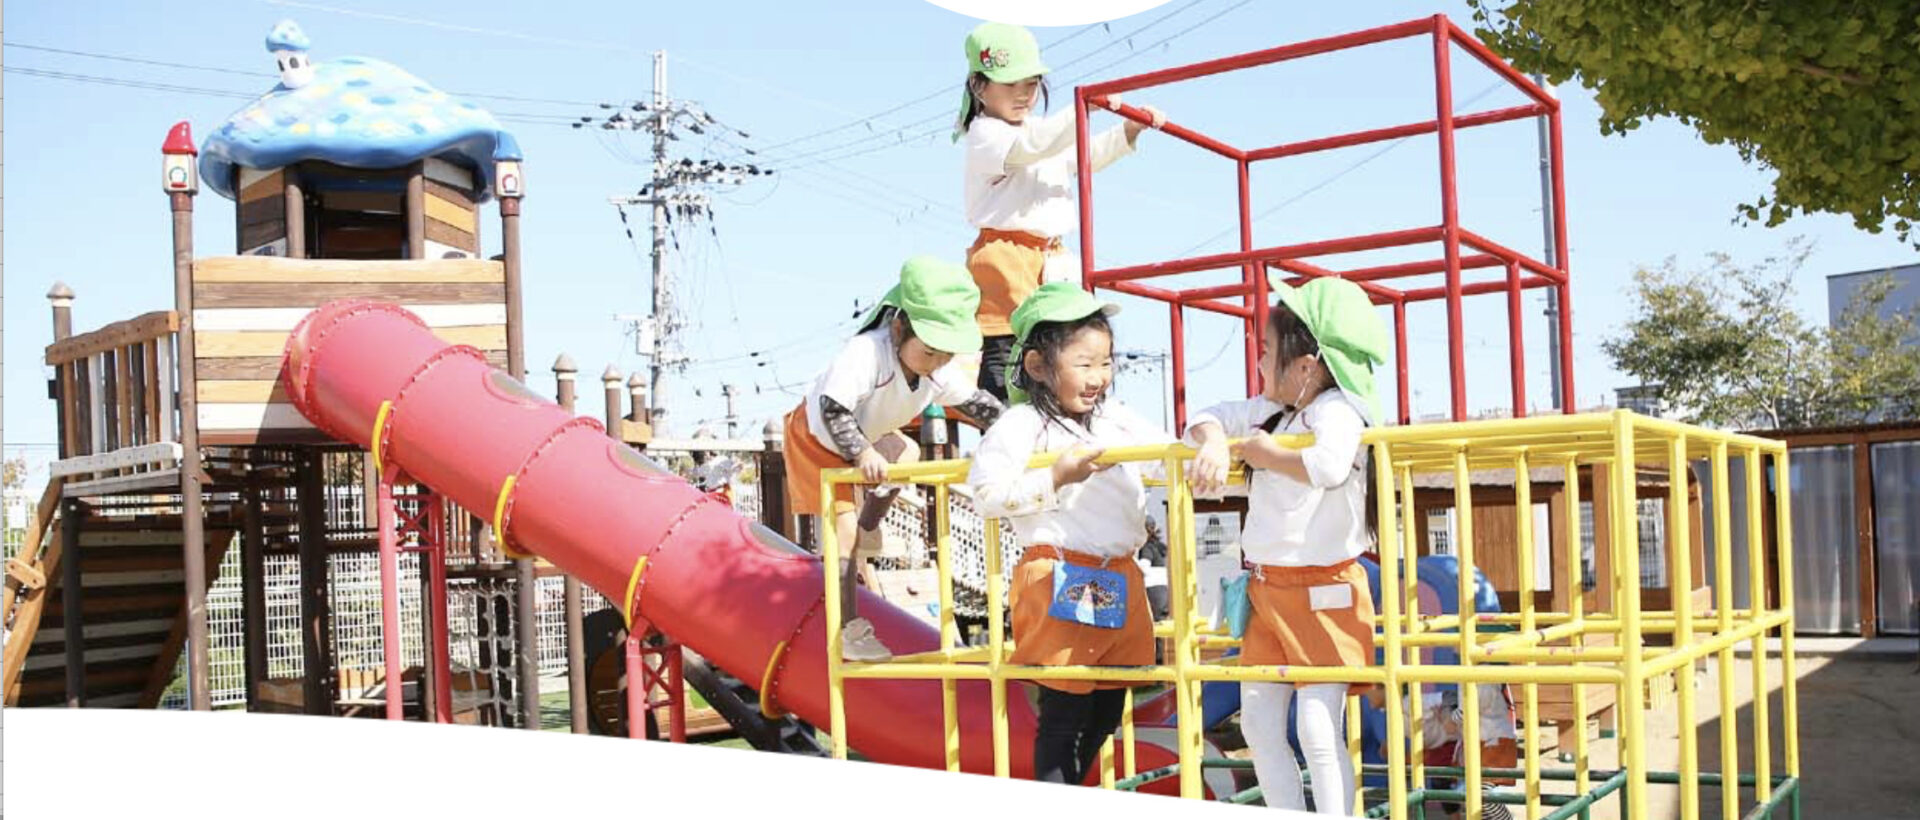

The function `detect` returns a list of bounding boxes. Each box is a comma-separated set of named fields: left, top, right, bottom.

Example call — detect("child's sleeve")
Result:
left=1182, top=398, right=1256, bottom=442
left=967, top=112, right=1077, bottom=177
left=1299, top=398, right=1365, bottom=489
left=1085, top=124, right=1137, bottom=174
left=811, top=336, right=878, bottom=453
left=966, top=410, right=1059, bottom=518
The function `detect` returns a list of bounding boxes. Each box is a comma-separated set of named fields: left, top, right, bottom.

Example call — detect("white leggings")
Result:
left=1242, top=681, right=1353, bottom=814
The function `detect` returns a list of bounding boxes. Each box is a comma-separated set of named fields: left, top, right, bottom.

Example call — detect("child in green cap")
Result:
left=966, top=282, right=1174, bottom=786
left=1184, top=275, right=1389, bottom=814
left=783, top=256, right=1006, bottom=662
left=955, top=21, right=1166, bottom=404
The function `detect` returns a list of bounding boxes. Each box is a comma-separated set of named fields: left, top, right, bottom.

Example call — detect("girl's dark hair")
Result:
left=857, top=305, right=919, bottom=344
left=960, top=72, right=1051, bottom=133
left=1012, top=312, right=1112, bottom=428
left=1268, top=300, right=1379, bottom=538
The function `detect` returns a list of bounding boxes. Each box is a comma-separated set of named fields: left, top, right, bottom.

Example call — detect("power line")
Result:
left=3, top=41, right=601, bottom=107
left=734, top=18, right=1129, bottom=159
left=742, top=0, right=1227, bottom=169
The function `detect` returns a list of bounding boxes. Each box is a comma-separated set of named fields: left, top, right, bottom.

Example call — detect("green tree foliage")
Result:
left=1467, top=1, right=1920, bottom=245
left=1603, top=242, right=1920, bottom=429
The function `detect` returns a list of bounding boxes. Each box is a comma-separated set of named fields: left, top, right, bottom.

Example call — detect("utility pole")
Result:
left=722, top=383, right=741, bottom=439
left=586, top=51, right=767, bottom=438
left=1534, top=73, right=1565, bottom=413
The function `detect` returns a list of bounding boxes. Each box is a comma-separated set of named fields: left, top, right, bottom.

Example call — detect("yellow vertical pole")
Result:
left=1744, top=448, right=1772, bottom=803
left=1164, top=455, right=1204, bottom=800
left=1772, top=448, right=1799, bottom=783
left=1668, top=435, right=1699, bottom=819
left=823, top=474, right=849, bottom=761
left=985, top=516, right=1010, bottom=778
left=1563, top=455, right=1589, bottom=801
left=1400, top=464, right=1426, bottom=799
left=1514, top=451, right=1542, bottom=820
left=936, top=483, right=961, bottom=772
left=1452, top=449, right=1482, bottom=819
left=1376, top=443, right=1409, bottom=820
left=1121, top=688, right=1138, bottom=778
left=1348, top=691, right=1363, bottom=813
left=1711, top=442, right=1738, bottom=820
left=1100, top=736, right=1116, bottom=789
left=1611, top=412, right=1648, bottom=820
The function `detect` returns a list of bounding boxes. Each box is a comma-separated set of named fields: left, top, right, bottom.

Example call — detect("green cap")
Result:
left=1004, top=282, right=1120, bottom=404
left=953, top=22, right=1049, bottom=141
left=1267, top=274, right=1390, bottom=423
left=867, top=255, right=984, bottom=355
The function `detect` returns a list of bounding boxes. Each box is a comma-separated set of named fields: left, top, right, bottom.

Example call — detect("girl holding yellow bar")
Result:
left=967, top=283, right=1171, bottom=785
left=1187, top=275, right=1388, bottom=814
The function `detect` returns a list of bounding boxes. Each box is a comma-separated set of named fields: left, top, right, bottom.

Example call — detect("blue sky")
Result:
left=5, top=0, right=1915, bottom=456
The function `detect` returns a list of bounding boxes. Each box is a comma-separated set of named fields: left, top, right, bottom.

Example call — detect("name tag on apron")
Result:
left=1308, top=582, right=1354, bottom=612
left=1050, top=561, right=1129, bottom=630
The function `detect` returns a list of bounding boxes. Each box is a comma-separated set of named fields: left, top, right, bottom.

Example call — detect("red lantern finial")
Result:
left=162, top=121, right=197, bottom=156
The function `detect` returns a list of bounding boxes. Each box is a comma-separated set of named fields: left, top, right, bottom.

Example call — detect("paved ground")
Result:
left=1520, top=642, right=1920, bottom=820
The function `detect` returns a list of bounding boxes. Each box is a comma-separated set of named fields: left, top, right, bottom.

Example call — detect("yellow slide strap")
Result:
left=492, top=474, right=529, bottom=559
left=369, top=401, right=394, bottom=472
left=759, top=640, right=790, bottom=719
left=621, top=556, right=649, bottom=627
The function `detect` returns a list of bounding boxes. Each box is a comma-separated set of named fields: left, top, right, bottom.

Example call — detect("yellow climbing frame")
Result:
left=817, top=410, right=1799, bottom=820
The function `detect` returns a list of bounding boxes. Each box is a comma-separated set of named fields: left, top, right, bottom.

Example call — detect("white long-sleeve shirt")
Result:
left=963, top=109, right=1135, bottom=240
left=804, top=327, right=981, bottom=446
left=967, top=401, right=1173, bottom=560
left=1184, top=390, right=1372, bottom=568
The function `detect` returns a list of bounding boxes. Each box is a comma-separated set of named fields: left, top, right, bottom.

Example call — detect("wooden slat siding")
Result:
left=143, top=339, right=162, bottom=445
left=423, top=240, right=473, bottom=260
left=238, top=192, right=287, bottom=228
left=197, top=348, right=510, bottom=380
left=195, top=281, right=506, bottom=309
left=194, top=303, right=507, bottom=331
left=114, top=346, right=134, bottom=457
left=139, top=530, right=234, bottom=708
left=198, top=403, right=318, bottom=431
left=201, top=428, right=337, bottom=447
left=425, top=193, right=477, bottom=234
left=424, top=178, right=477, bottom=207
left=197, top=380, right=294, bottom=405
left=88, top=354, right=108, bottom=456
left=320, top=190, right=404, bottom=213
left=425, top=218, right=478, bottom=252
left=193, top=256, right=504, bottom=283
left=58, top=362, right=80, bottom=456
left=45, top=311, right=178, bottom=366
left=240, top=219, right=288, bottom=252
left=237, top=168, right=285, bottom=204
left=17, top=662, right=153, bottom=702
left=423, top=156, right=474, bottom=190
left=156, top=338, right=177, bottom=444
left=197, top=325, right=505, bottom=357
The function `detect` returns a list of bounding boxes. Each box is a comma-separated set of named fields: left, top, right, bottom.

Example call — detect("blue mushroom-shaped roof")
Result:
left=266, top=20, right=311, bottom=52
left=200, top=30, right=519, bottom=201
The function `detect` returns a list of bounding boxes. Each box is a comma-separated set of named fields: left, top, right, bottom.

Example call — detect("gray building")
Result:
left=1828, top=262, right=1920, bottom=339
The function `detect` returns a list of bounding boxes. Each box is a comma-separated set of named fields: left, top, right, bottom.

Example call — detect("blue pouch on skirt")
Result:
left=1049, top=561, right=1129, bottom=630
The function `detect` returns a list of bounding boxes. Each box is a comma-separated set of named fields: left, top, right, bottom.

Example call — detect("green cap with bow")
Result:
left=860, top=255, right=984, bottom=355
left=953, top=22, right=1049, bottom=141
left=1004, top=282, right=1120, bottom=404
left=1268, top=273, right=1390, bottom=423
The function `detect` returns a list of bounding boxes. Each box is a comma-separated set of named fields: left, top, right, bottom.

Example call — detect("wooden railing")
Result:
left=44, top=311, right=180, bottom=462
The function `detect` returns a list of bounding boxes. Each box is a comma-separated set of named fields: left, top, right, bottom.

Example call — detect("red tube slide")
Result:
left=282, top=301, right=1227, bottom=792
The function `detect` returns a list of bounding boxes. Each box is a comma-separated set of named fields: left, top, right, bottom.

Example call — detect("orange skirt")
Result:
left=1242, top=559, right=1375, bottom=695
left=966, top=229, right=1061, bottom=338
left=781, top=405, right=856, bottom=519
left=1009, top=546, right=1154, bottom=694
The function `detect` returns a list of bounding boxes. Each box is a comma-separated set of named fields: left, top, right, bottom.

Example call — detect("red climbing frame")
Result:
left=1074, top=14, right=1575, bottom=428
